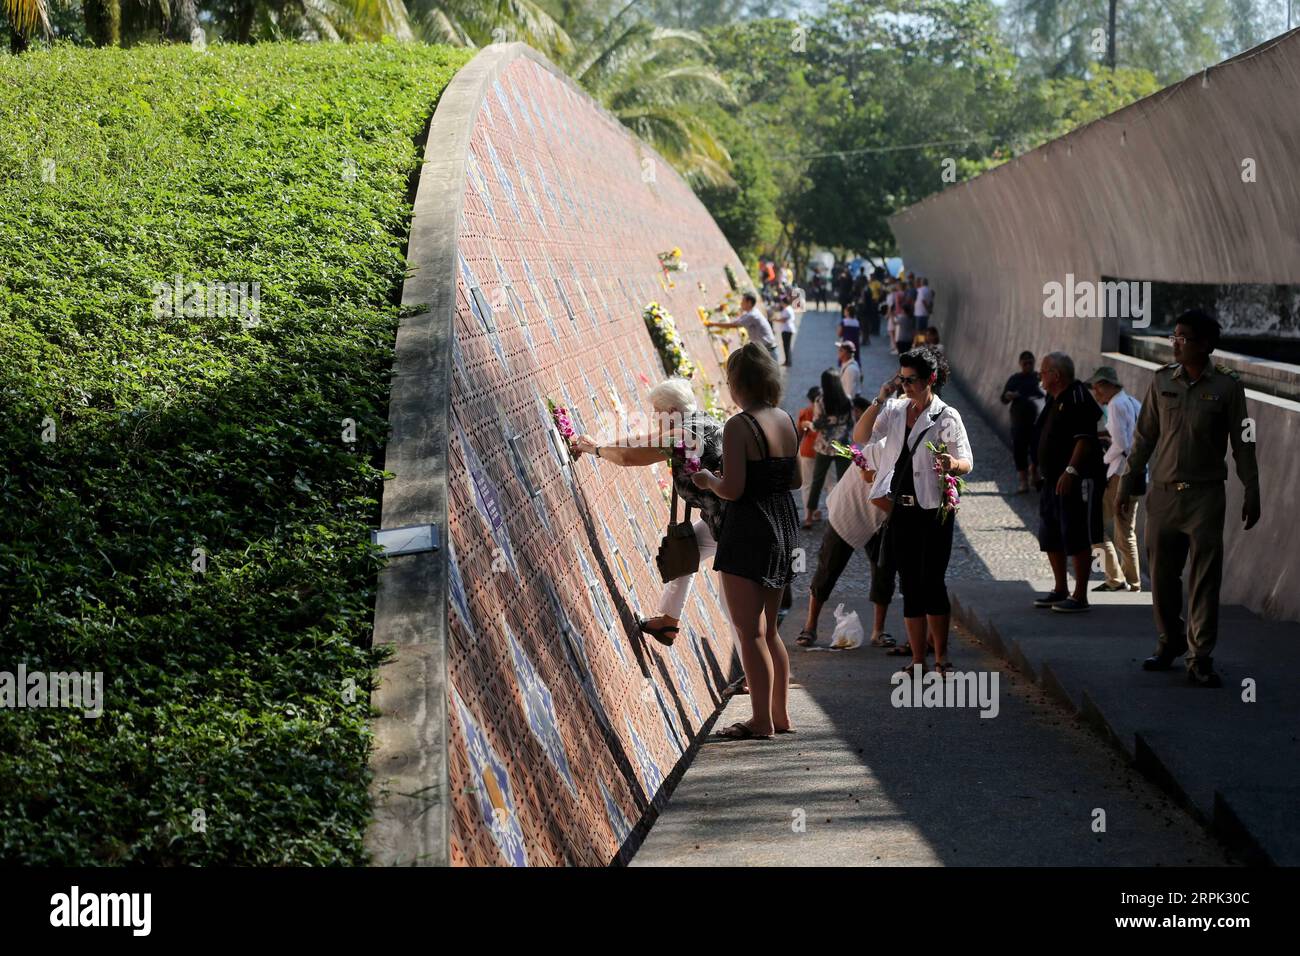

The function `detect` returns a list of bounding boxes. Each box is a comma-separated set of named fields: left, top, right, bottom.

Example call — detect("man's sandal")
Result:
left=715, top=722, right=772, bottom=740
left=795, top=630, right=817, bottom=647
left=869, top=633, right=897, bottom=647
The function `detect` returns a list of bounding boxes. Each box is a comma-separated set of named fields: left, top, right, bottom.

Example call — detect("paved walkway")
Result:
left=632, top=305, right=1235, bottom=866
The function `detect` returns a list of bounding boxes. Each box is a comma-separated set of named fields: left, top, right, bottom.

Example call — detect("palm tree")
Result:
left=408, top=0, right=571, bottom=55
left=562, top=15, right=735, bottom=185
left=3, top=0, right=51, bottom=51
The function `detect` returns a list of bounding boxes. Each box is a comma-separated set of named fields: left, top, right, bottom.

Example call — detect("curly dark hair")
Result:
left=899, top=345, right=950, bottom=393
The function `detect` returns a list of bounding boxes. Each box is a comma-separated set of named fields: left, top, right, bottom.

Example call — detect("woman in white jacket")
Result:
left=853, top=347, right=973, bottom=675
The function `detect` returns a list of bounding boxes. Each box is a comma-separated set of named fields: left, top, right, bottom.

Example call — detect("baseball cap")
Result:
left=836, top=340, right=857, bottom=354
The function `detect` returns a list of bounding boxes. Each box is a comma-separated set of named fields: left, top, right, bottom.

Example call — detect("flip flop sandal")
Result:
left=869, top=633, right=897, bottom=647
left=715, top=721, right=772, bottom=740
left=637, top=618, right=678, bottom=646
left=894, top=662, right=928, bottom=679
left=775, top=727, right=797, bottom=735
left=795, top=630, right=818, bottom=647
left=885, top=645, right=911, bottom=656
left=935, top=660, right=955, bottom=674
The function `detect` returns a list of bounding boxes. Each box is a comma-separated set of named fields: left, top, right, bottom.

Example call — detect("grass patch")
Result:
left=0, top=40, right=471, bottom=865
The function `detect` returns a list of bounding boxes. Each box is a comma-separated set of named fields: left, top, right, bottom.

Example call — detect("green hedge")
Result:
left=0, top=41, right=471, bottom=865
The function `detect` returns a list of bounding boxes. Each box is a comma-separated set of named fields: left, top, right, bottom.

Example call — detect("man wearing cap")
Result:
left=1088, top=366, right=1143, bottom=592
left=1117, top=309, right=1261, bottom=688
left=838, top=340, right=861, bottom=400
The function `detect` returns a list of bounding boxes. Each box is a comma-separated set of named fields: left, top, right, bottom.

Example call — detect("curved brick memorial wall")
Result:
left=367, top=44, right=751, bottom=866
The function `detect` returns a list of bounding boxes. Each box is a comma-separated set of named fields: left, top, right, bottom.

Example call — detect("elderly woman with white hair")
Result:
left=572, top=377, right=726, bottom=646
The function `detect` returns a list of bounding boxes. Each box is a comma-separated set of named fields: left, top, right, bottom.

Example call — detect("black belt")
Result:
left=1155, top=480, right=1221, bottom=492
left=895, top=494, right=917, bottom=507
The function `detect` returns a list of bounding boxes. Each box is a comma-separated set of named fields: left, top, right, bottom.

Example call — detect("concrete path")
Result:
left=632, top=304, right=1236, bottom=867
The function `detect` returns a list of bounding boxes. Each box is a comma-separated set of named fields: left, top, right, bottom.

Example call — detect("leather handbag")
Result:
left=655, top=482, right=700, bottom=583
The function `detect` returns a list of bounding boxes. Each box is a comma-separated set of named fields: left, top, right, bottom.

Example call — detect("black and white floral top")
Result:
left=671, top=411, right=726, bottom=539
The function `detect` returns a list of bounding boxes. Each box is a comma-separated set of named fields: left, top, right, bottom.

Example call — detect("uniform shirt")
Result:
left=737, top=308, right=776, bottom=348
left=1036, top=380, right=1103, bottom=481
left=1101, top=389, right=1141, bottom=479
left=1121, top=363, right=1259, bottom=494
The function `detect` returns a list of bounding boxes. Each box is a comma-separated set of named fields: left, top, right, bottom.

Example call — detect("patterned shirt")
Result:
left=672, top=412, right=726, bottom=539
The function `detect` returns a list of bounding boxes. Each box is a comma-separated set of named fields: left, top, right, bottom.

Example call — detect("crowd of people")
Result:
left=571, top=265, right=1262, bottom=745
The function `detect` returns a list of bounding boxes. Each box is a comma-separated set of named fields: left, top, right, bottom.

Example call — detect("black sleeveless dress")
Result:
left=713, top=410, right=801, bottom=589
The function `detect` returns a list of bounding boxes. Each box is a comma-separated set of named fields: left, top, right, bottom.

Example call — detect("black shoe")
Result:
left=1142, top=642, right=1187, bottom=671
left=1186, top=658, right=1222, bottom=688
left=1033, top=590, right=1068, bottom=608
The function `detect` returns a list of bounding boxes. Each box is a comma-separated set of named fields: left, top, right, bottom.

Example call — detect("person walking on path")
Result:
left=1087, top=365, right=1143, bottom=593
left=803, top=368, right=853, bottom=528
left=1002, top=350, right=1045, bottom=492
left=854, top=347, right=973, bottom=675
left=692, top=343, right=801, bottom=739
left=1117, top=309, right=1261, bottom=687
left=914, top=277, right=934, bottom=331
left=1032, top=352, right=1105, bottom=614
left=796, top=386, right=829, bottom=520
left=708, top=292, right=779, bottom=364
left=773, top=294, right=798, bottom=367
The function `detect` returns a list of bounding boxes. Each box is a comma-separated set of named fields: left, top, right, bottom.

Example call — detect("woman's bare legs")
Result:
left=762, top=587, right=792, bottom=731
left=722, top=572, right=778, bottom=736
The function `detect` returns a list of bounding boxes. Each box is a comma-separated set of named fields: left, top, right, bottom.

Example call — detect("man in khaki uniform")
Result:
left=1118, top=309, right=1261, bottom=687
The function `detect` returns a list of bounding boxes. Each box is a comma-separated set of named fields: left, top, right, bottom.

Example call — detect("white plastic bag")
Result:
left=829, top=603, right=865, bottom=649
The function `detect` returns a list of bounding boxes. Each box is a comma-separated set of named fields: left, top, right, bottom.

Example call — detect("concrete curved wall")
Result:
left=890, top=29, right=1300, bottom=623
left=366, top=44, right=749, bottom=866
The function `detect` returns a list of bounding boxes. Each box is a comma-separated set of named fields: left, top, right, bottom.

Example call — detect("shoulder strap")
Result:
left=739, top=411, right=769, bottom=458
left=784, top=409, right=800, bottom=448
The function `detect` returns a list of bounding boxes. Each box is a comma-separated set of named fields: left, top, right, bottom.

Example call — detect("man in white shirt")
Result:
left=772, top=295, right=799, bottom=367
left=837, top=341, right=861, bottom=399
left=1088, top=366, right=1142, bottom=592
left=914, top=277, right=934, bottom=331
left=708, top=292, right=779, bottom=363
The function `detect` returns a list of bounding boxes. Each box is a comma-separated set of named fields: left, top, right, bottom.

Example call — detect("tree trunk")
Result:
left=83, top=0, right=123, bottom=46
left=1106, top=0, right=1118, bottom=70
left=10, top=26, right=28, bottom=53
left=169, top=0, right=200, bottom=41
left=235, top=0, right=255, bottom=42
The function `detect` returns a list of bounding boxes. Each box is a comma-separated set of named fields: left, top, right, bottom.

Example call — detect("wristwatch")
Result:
left=1065, top=465, right=1079, bottom=476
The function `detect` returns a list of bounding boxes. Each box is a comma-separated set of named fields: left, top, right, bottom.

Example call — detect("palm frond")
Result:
left=3, top=0, right=52, bottom=37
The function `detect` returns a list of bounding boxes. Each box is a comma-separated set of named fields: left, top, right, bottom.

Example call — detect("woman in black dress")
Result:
left=691, top=343, right=802, bottom=739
